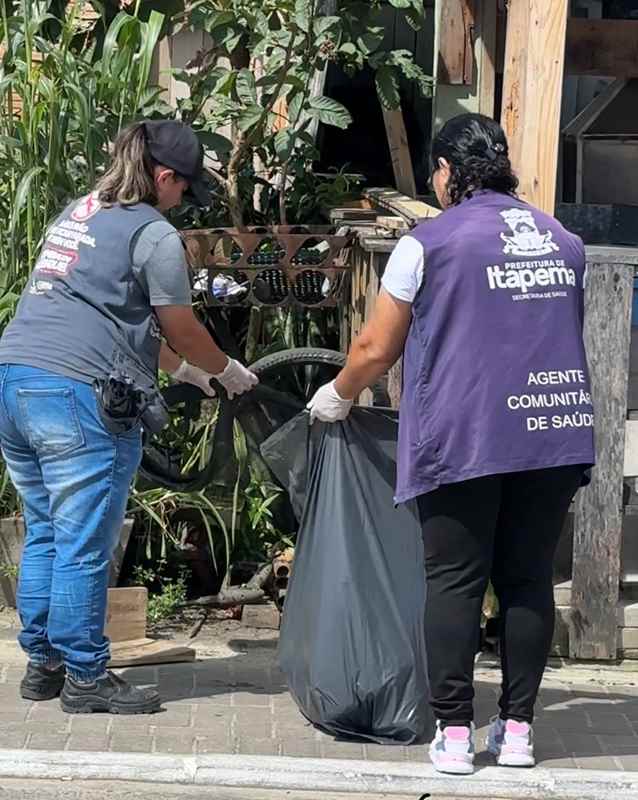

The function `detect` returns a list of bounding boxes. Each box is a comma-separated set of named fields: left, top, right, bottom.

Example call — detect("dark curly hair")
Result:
left=430, top=113, right=518, bottom=206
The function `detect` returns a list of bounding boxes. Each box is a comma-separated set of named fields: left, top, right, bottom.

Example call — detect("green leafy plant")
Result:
left=174, top=0, right=432, bottom=226
left=0, top=562, right=18, bottom=579
left=0, top=0, right=168, bottom=296
left=133, top=561, right=188, bottom=624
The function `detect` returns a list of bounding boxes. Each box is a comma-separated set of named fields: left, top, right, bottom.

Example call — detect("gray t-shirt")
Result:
left=131, top=220, right=191, bottom=307
left=0, top=196, right=192, bottom=389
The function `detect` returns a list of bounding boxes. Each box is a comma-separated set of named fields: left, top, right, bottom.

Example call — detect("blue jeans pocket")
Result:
left=17, top=387, right=85, bottom=457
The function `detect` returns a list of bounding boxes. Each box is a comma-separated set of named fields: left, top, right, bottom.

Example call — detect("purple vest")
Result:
left=395, top=190, right=595, bottom=503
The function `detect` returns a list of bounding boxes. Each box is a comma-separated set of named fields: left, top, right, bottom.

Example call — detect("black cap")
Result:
left=143, top=120, right=210, bottom=207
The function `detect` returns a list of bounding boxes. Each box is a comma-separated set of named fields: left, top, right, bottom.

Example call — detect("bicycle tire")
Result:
left=139, top=347, right=389, bottom=491
left=248, top=347, right=390, bottom=406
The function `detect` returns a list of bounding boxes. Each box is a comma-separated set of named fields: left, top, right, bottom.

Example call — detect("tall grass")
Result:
left=0, top=1, right=167, bottom=516
left=0, top=0, right=166, bottom=300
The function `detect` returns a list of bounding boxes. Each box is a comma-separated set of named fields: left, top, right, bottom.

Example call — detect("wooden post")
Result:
left=500, top=0, right=569, bottom=214
left=476, top=0, right=497, bottom=117
left=344, top=239, right=402, bottom=409
left=571, top=255, right=634, bottom=660
left=382, top=108, right=417, bottom=198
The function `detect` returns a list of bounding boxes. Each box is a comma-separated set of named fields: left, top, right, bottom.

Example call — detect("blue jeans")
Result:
left=0, top=365, right=142, bottom=680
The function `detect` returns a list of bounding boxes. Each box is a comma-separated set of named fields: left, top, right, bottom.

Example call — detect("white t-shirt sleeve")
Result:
left=380, top=235, right=425, bottom=303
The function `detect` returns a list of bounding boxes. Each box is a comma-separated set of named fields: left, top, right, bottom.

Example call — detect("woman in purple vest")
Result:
left=308, top=113, right=595, bottom=774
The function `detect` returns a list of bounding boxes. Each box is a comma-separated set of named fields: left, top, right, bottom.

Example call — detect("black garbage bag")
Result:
left=260, top=407, right=433, bottom=745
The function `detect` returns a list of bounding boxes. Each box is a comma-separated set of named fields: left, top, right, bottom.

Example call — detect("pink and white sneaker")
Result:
left=486, top=717, right=535, bottom=767
left=429, top=721, right=475, bottom=775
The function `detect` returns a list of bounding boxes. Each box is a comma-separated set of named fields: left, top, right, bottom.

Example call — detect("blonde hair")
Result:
left=95, top=122, right=158, bottom=207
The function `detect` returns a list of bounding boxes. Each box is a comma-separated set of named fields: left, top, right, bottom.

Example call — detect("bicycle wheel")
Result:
left=139, top=347, right=390, bottom=492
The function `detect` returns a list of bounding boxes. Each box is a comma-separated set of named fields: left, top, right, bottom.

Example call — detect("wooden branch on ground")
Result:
left=182, top=563, right=274, bottom=610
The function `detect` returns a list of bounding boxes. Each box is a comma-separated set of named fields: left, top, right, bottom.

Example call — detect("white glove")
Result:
left=213, top=358, right=259, bottom=400
left=306, top=380, right=353, bottom=424
left=170, top=360, right=216, bottom=397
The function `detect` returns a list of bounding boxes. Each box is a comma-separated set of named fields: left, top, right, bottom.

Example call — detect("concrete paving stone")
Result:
left=560, top=733, right=603, bottom=755
left=152, top=733, right=196, bottom=754
left=271, top=694, right=298, bottom=711
left=404, top=744, right=429, bottom=763
left=118, top=667, right=158, bottom=685
left=597, top=734, right=638, bottom=752
left=531, top=724, right=564, bottom=743
left=536, top=755, right=578, bottom=768
left=237, top=736, right=280, bottom=756
left=66, top=737, right=110, bottom=752
left=194, top=733, right=235, bottom=754
left=158, top=678, right=194, bottom=698
left=0, top=731, right=26, bottom=748
left=537, top=691, right=576, bottom=709
left=190, top=688, right=231, bottom=704
left=27, top=733, right=69, bottom=750
left=191, top=705, right=232, bottom=727
left=583, top=713, right=634, bottom=735
left=273, top=721, right=318, bottom=741
left=231, top=691, right=272, bottom=707
left=230, top=666, right=273, bottom=686
left=68, top=717, right=111, bottom=735
left=280, top=739, right=322, bottom=758
left=107, top=722, right=152, bottom=736
left=364, top=744, right=407, bottom=762
left=320, top=741, right=366, bottom=760
left=3, top=721, right=66, bottom=737
left=535, top=712, right=590, bottom=731
left=233, top=716, right=273, bottom=740
left=152, top=704, right=193, bottom=727
left=108, top=734, right=154, bottom=753
left=574, top=755, right=622, bottom=770
left=192, top=662, right=233, bottom=679
left=4, top=668, right=25, bottom=684
left=26, top=704, right=68, bottom=722
left=0, top=710, right=28, bottom=723
left=535, top=743, right=569, bottom=761
left=0, top=687, right=32, bottom=705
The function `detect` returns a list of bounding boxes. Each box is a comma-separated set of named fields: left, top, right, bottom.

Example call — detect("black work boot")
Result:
left=20, top=663, right=66, bottom=701
left=60, top=670, right=162, bottom=714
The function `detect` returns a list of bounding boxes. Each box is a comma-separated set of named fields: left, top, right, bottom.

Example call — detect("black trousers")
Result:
left=418, top=465, right=583, bottom=725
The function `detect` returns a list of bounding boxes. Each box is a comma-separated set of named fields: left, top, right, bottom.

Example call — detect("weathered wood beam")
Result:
left=571, top=257, right=634, bottom=660
left=382, top=107, right=417, bottom=198
left=437, top=0, right=476, bottom=85
left=501, top=0, right=568, bottom=214
left=477, top=0, right=498, bottom=117
left=566, top=19, right=638, bottom=77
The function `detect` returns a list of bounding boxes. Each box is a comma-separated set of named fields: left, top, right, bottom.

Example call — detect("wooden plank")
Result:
left=501, top=0, right=569, bottom=214
left=382, top=107, right=417, bottom=198
left=375, top=216, right=410, bottom=233
left=105, top=587, right=147, bottom=644
left=565, top=19, right=638, bottom=77
left=364, top=187, right=441, bottom=225
left=437, top=0, right=475, bottom=85
left=477, top=0, right=497, bottom=117
left=108, top=638, right=196, bottom=668
left=571, top=261, right=634, bottom=660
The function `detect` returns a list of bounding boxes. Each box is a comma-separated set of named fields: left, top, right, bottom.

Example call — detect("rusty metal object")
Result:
left=271, top=546, right=294, bottom=610
left=181, top=225, right=355, bottom=308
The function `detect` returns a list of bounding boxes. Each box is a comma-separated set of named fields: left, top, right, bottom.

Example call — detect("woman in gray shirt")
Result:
left=0, top=120, right=256, bottom=713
